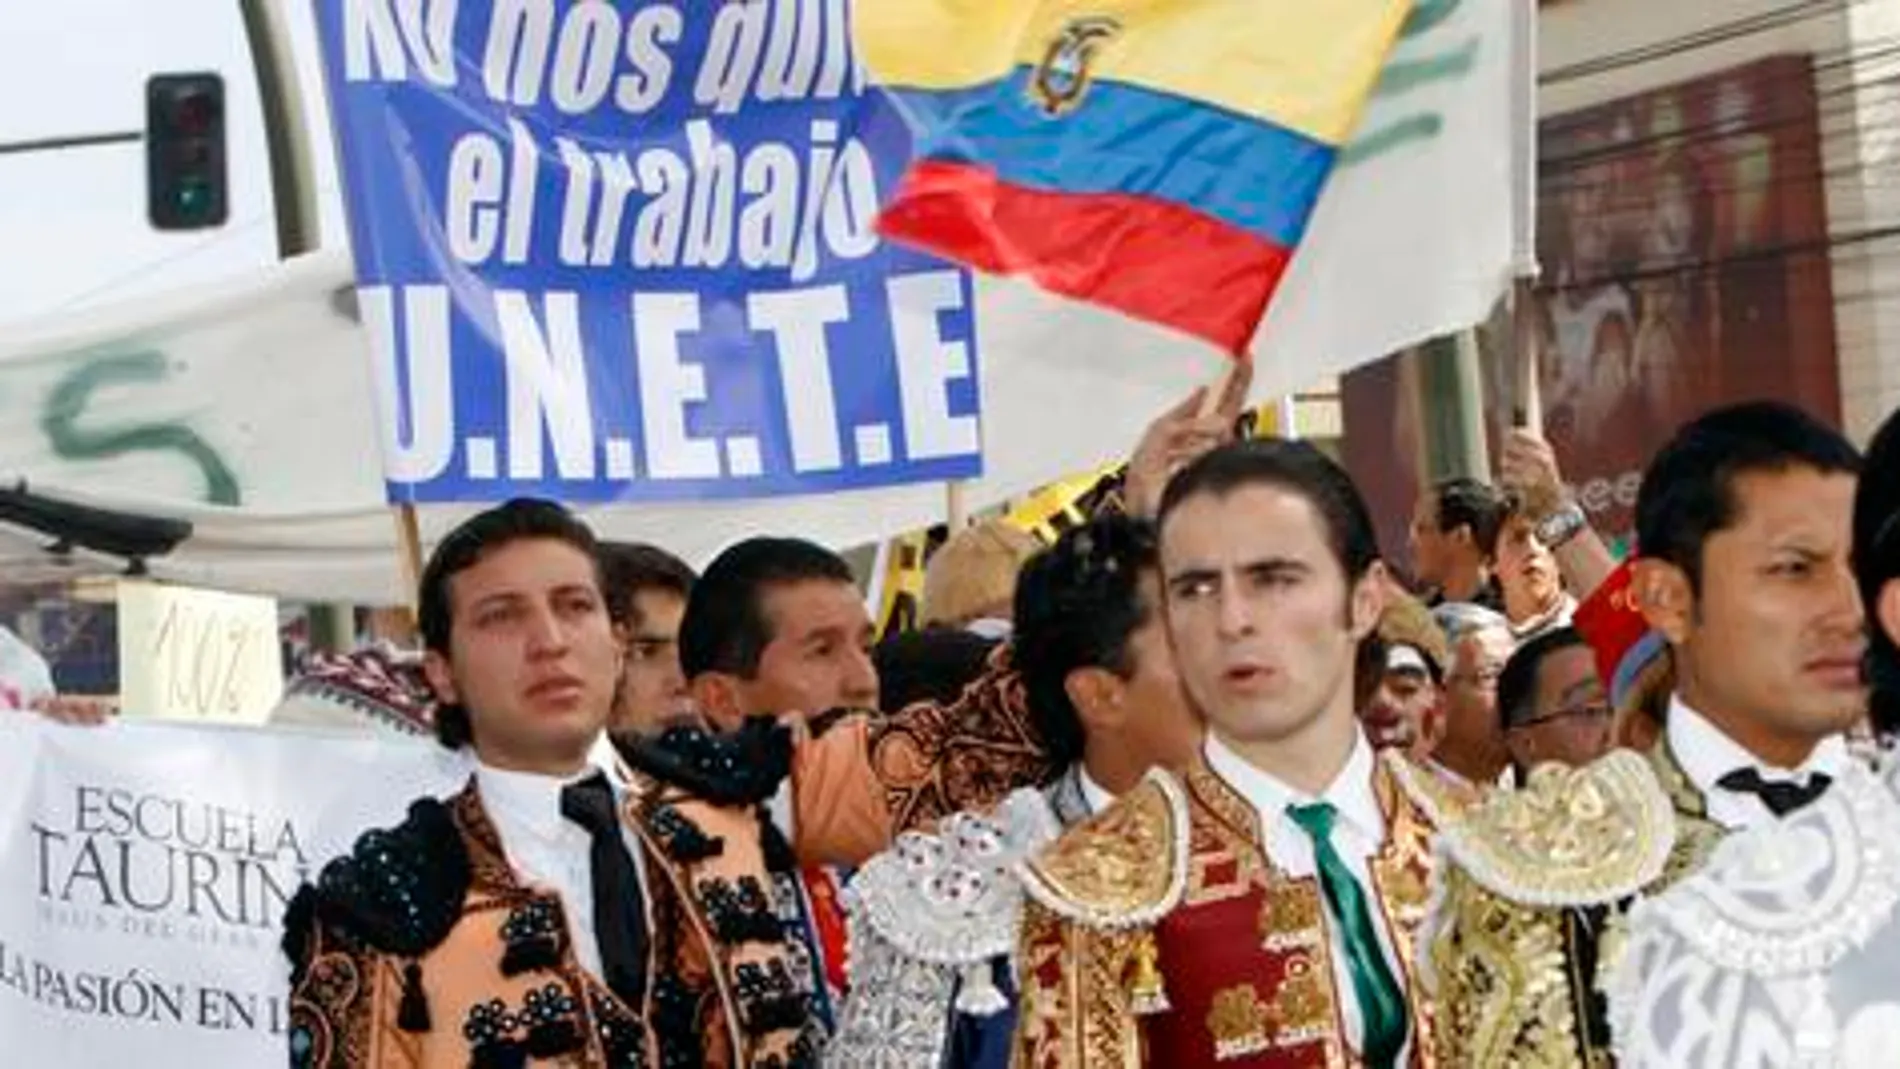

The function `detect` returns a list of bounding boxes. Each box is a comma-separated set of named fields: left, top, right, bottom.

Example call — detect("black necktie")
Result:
left=1716, top=767, right=1833, bottom=817
left=559, top=772, right=648, bottom=1008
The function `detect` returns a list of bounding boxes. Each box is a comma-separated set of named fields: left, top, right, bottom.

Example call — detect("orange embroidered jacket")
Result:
left=284, top=727, right=835, bottom=1068
left=784, top=643, right=1059, bottom=867
left=1012, top=752, right=1468, bottom=1068
left=285, top=654, right=1054, bottom=1068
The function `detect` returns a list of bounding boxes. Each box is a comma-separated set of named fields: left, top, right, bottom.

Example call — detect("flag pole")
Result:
left=1512, top=278, right=1543, bottom=433
left=945, top=481, right=969, bottom=531
left=394, top=504, right=426, bottom=617
left=1196, top=360, right=1243, bottom=419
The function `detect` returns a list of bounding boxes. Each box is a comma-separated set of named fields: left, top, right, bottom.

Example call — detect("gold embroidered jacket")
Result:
left=1012, top=751, right=1465, bottom=1068
left=285, top=765, right=828, bottom=1068
left=1421, top=744, right=1725, bottom=1068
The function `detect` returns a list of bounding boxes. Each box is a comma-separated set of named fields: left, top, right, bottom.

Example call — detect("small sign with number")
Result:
left=117, top=581, right=283, bottom=723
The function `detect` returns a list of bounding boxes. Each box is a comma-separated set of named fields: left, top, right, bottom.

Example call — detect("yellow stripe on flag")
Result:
left=854, top=1, right=1036, bottom=95
left=856, top=0, right=1412, bottom=146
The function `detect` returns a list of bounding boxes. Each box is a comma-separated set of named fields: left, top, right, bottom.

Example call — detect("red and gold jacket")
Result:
left=1012, top=751, right=1468, bottom=1068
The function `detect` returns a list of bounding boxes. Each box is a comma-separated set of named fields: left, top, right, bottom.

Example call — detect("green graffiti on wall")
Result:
left=38, top=350, right=243, bottom=506
left=1339, top=0, right=1479, bottom=168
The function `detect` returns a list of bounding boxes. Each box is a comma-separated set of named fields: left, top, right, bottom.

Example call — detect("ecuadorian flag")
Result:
left=856, top=0, right=1413, bottom=355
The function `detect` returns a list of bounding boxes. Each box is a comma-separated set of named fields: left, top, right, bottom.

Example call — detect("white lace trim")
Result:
left=1607, top=765, right=1900, bottom=1068
left=846, top=788, right=1060, bottom=966
left=1014, top=767, right=1191, bottom=929
left=1642, top=763, right=1900, bottom=978
left=1605, top=893, right=1657, bottom=1067
left=1608, top=905, right=1846, bottom=1069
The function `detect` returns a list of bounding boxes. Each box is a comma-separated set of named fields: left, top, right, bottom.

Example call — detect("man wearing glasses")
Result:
left=1495, top=626, right=1613, bottom=777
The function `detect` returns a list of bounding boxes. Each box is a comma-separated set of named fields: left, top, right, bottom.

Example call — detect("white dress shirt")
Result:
left=1666, top=696, right=1848, bottom=832
left=1204, top=731, right=1409, bottom=1059
left=474, top=755, right=649, bottom=984
left=1076, top=765, right=1117, bottom=817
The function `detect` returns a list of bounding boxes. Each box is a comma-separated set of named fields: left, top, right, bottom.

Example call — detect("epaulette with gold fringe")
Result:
left=1440, top=749, right=1677, bottom=908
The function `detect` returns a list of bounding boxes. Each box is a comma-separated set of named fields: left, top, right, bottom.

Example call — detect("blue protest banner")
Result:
left=315, top=0, right=983, bottom=503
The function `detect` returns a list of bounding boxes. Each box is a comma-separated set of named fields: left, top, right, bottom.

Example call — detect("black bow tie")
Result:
left=1716, top=767, right=1833, bottom=817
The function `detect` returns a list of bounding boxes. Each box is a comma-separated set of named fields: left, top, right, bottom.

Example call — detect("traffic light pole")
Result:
left=238, top=0, right=320, bottom=261
left=239, top=0, right=355, bottom=651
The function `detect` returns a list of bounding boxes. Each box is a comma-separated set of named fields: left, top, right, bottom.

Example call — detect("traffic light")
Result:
left=146, top=73, right=227, bottom=231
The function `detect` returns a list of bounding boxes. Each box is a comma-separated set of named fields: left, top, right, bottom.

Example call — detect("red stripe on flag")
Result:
left=877, top=159, right=1292, bottom=355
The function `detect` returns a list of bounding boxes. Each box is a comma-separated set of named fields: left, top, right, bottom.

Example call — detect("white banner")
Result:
left=0, top=717, right=465, bottom=1066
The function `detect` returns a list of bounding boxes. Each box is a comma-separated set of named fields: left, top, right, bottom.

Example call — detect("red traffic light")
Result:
left=166, top=90, right=221, bottom=137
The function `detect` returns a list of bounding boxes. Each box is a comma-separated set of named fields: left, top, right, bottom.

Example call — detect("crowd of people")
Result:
left=12, top=387, right=1898, bottom=1068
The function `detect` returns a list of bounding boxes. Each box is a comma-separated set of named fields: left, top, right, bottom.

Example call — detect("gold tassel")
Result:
left=1126, top=931, right=1170, bottom=1015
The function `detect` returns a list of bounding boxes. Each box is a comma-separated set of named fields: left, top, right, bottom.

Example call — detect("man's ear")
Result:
left=689, top=673, right=747, bottom=731
left=1879, top=580, right=1900, bottom=654
left=1064, top=667, right=1127, bottom=734
left=422, top=650, right=459, bottom=706
left=1632, top=559, right=1694, bottom=644
left=1350, top=562, right=1391, bottom=642
left=1504, top=729, right=1538, bottom=771
left=1419, top=698, right=1447, bottom=752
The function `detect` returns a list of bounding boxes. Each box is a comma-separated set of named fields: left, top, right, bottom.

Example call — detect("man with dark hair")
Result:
left=681, top=537, right=877, bottom=725
left=1490, top=506, right=1576, bottom=637
left=1410, top=476, right=1506, bottom=611
left=671, top=535, right=1057, bottom=866
left=597, top=540, right=696, bottom=736
left=830, top=515, right=1201, bottom=1067
left=1429, top=400, right=1867, bottom=1066
left=1015, top=440, right=1467, bottom=1068
left=1491, top=426, right=1633, bottom=640
left=1496, top=625, right=1612, bottom=775
left=283, top=500, right=829, bottom=1067
left=1012, top=515, right=1200, bottom=822
left=1605, top=406, right=1900, bottom=1065
left=414, top=498, right=614, bottom=755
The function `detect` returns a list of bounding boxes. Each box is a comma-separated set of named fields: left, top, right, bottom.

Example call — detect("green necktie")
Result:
left=1287, top=802, right=1407, bottom=1069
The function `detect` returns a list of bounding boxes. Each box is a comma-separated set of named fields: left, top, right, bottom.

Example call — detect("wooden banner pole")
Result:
left=945, top=481, right=969, bottom=531
left=394, top=504, right=425, bottom=622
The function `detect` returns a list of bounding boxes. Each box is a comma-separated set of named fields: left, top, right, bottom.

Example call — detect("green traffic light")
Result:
left=174, top=179, right=211, bottom=216
left=146, top=72, right=226, bottom=231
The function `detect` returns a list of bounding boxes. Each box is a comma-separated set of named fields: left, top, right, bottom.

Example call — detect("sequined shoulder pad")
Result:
left=1441, top=749, right=1675, bottom=907
left=615, top=714, right=793, bottom=806
left=1014, top=770, right=1188, bottom=929
left=849, top=789, right=1062, bottom=965
left=284, top=796, right=470, bottom=974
